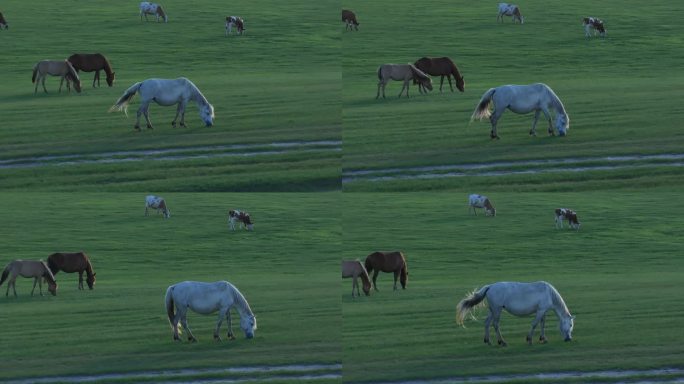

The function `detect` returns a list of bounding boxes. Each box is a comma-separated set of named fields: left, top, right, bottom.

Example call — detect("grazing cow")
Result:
left=497, top=3, right=524, bottom=24
left=225, top=16, right=245, bottom=36
left=555, top=208, right=580, bottom=230
left=0, top=12, right=8, bottom=30
left=583, top=17, right=606, bottom=38
left=469, top=194, right=496, bottom=216
left=145, top=195, right=170, bottom=218
left=342, top=10, right=359, bottom=31
left=140, top=2, right=167, bottom=23
left=228, top=210, right=253, bottom=231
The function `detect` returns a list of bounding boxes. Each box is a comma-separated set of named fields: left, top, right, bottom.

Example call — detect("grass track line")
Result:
left=6, top=363, right=342, bottom=384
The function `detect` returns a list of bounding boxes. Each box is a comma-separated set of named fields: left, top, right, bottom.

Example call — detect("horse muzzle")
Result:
left=245, top=332, right=254, bottom=339
left=564, top=336, right=572, bottom=342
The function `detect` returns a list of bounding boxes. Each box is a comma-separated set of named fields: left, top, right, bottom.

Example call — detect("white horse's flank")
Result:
left=109, top=78, right=214, bottom=130
left=471, top=83, right=569, bottom=139
left=140, top=2, right=167, bottom=23
left=497, top=3, right=524, bottom=24
left=456, top=281, right=575, bottom=346
left=165, top=281, right=257, bottom=342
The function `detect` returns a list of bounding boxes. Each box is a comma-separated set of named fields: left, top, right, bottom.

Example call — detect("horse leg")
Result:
left=31, top=277, right=39, bottom=296
left=541, top=107, right=554, bottom=136
left=42, top=76, right=48, bottom=93
left=439, top=75, right=444, bottom=92
left=226, top=311, right=236, bottom=340
left=446, top=75, right=454, bottom=92
left=492, top=307, right=507, bottom=346
left=352, top=276, right=358, bottom=297
left=179, top=102, right=187, bottom=127
left=172, top=103, right=182, bottom=127
left=539, top=314, right=547, bottom=343
left=93, top=70, right=100, bottom=88
left=483, top=311, right=493, bottom=345
left=530, top=110, right=540, bottom=136
left=393, top=270, right=399, bottom=291
left=526, top=310, right=546, bottom=345
left=180, top=313, right=197, bottom=342
left=214, top=308, right=227, bottom=341
left=78, top=271, right=84, bottom=290
left=376, top=81, right=382, bottom=99
left=372, top=270, right=379, bottom=291
left=489, top=108, right=503, bottom=140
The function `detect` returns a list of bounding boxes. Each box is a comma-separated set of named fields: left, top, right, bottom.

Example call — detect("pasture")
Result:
left=342, top=192, right=684, bottom=382
left=0, top=192, right=340, bottom=382
left=342, top=0, right=684, bottom=191
left=0, top=0, right=340, bottom=191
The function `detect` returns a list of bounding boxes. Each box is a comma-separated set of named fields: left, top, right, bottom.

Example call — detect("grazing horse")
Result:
left=225, top=16, right=245, bottom=36
left=228, top=210, right=253, bottom=231
left=1, top=260, right=57, bottom=297
left=469, top=194, right=496, bottom=216
left=456, top=281, right=575, bottom=346
left=364, top=251, right=408, bottom=291
left=32, top=60, right=82, bottom=94
left=471, top=83, right=570, bottom=139
left=145, top=195, right=170, bottom=218
left=414, top=57, right=465, bottom=93
left=67, top=53, right=115, bottom=88
left=47, top=252, right=96, bottom=290
left=165, top=280, right=257, bottom=342
left=376, top=64, right=433, bottom=99
left=0, top=12, right=8, bottom=29
left=583, top=17, right=606, bottom=38
left=342, top=10, right=359, bottom=31
left=342, top=260, right=371, bottom=297
left=109, top=77, right=214, bottom=130
left=497, top=3, right=524, bottom=24
left=555, top=208, right=581, bottom=230
left=140, top=2, right=167, bottom=23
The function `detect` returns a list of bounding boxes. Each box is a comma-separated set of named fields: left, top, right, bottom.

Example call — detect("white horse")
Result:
left=456, top=281, right=575, bottom=346
left=145, top=195, right=170, bottom=218
left=165, top=280, right=257, bottom=342
left=471, top=83, right=569, bottom=139
left=109, top=78, right=214, bottom=131
left=140, top=2, right=167, bottom=23
left=497, top=3, right=524, bottom=24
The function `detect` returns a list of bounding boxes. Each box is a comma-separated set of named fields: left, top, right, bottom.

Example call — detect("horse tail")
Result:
left=32, top=64, right=38, bottom=83
left=470, top=88, right=496, bottom=122
left=0, top=263, right=10, bottom=287
left=108, top=82, right=142, bottom=116
left=377, top=66, right=383, bottom=81
left=456, top=284, right=490, bottom=326
left=165, top=286, right=177, bottom=329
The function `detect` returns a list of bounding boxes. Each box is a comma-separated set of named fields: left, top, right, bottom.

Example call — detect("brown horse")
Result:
left=1, top=260, right=58, bottom=297
left=342, top=260, right=372, bottom=297
left=68, top=53, right=115, bottom=88
left=47, top=252, right=96, bottom=290
left=0, top=11, right=8, bottom=29
left=342, top=10, right=359, bottom=31
left=364, top=251, right=408, bottom=291
left=414, top=57, right=465, bottom=93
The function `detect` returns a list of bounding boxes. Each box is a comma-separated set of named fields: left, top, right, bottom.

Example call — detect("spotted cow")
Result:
left=555, top=208, right=580, bottom=230
left=229, top=210, right=253, bottom=231
left=145, top=195, right=170, bottom=218
left=469, top=194, right=496, bottom=217
left=583, top=17, right=606, bottom=38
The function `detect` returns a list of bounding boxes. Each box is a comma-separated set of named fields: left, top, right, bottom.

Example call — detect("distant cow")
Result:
left=145, top=195, right=170, bottom=218
left=555, top=208, right=580, bottom=230
left=342, top=10, right=359, bottom=31
left=583, top=17, right=606, bottom=38
left=226, top=16, right=245, bottom=36
left=469, top=194, right=496, bottom=216
left=229, top=210, right=253, bottom=231
left=0, top=12, right=8, bottom=30
left=497, top=3, right=524, bottom=24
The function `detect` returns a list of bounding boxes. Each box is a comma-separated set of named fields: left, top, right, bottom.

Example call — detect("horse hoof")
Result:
left=147, top=125, right=153, bottom=130
left=134, top=126, right=141, bottom=131
left=214, top=335, right=221, bottom=342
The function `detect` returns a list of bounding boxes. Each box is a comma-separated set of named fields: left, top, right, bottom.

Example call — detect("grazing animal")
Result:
left=228, top=210, right=253, bottom=231
left=0, top=12, right=8, bottom=29
left=364, top=251, right=408, bottom=291
left=497, top=3, right=524, bottom=24
left=67, top=53, right=115, bottom=88
left=225, top=16, right=245, bottom=36
left=1, top=260, right=57, bottom=297
left=145, top=195, right=171, bottom=218
left=109, top=77, right=214, bottom=130
left=165, top=280, right=257, bottom=342
left=555, top=208, right=580, bottom=230
left=32, top=60, right=82, bottom=94
left=583, top=17, right=606, bottom=38
left=456, top=281, right=575, bottom=346
left=414, top=56, right=465, bottom=93
left=140, top=2, right=167, bottom=23
left=471, top=83, right=570, bottom=139
left=342, top=260, right=371, bottom=297
left=376, top=64, right=433, bottom=99
left=47, top=252, right=96, bottom=290
left=342, top=10, right=359, bottom=31
left=469, top=194, right=496, bottom=216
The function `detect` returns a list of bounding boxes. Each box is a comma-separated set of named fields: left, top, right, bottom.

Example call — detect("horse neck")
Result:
left=189, top=86, right=208, bottom=106
left=102, top=58, right=113, bottom=76
left=85, top=258, right=95, bottom=277
left=448, top=60, right=463, bottom=80
left=550, top=287, right=571, bottom=318
left=42, top=263, right=56, bottom=284
left=549, top=91, right=567, bottom=116
left=231, top=287, right=254, bottom=318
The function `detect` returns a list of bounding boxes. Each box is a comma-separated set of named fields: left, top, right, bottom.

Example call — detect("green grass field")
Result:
left=0, top=0, right=340, bottom=191
left=342, top=0, right=684, bottom=191
left=0, top=193, right=340, bottom=382
left=342, top=192, right=684, bottom=382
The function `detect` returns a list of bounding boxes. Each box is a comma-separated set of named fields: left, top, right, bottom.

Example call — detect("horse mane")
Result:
left=188, top=81, right=215, bottom=117
left=41, top=261, right=57, bottom=284
left=445, top=57, right=463, bottom=80
left=549, top=283, right=571, bottom=316
left=231, top=284, right=254, bottom=316
left=101, top=55, right=114, bottom=76
left=408, top=64, right=431, bottom=81
left=357, top=260, right=371, bottom=284
left=65, top=61, right=80, bottom=82
left=546, top=86, right=569, bottom=128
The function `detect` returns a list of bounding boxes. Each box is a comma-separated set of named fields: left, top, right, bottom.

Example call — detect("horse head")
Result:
left=456, top=76, right=465, bottom=92
left=200, top=103, right=215, bottom=127
left=555, top=113, right=569, bottom=136
left=241, top=314, right=257, bottom=339
left=106, top=72, right=115, bottom=87
left=87, top=272, right=96, bottom=289
left=560, top=315, right=575, bottom=341
left=47, top=280, right=58, bottom=296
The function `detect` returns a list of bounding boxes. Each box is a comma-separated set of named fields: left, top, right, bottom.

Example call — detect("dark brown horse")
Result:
left=414, top=56, right=465, bottom=93
left=47, top=252, right=96, bottom=290
left=67, top=53, right=115, bottom=88
left=364, top=251, right=408, bottom=291
left=0, top=11, right=8, bottom=29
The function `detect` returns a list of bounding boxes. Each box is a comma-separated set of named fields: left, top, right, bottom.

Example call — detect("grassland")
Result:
left=342, top=192, right=684, bottom=382
left=0, top=0, right=340, bottom=191
left=0, top=192, right=340, bottom=382
left=342, top=0, right=684, bottom=191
